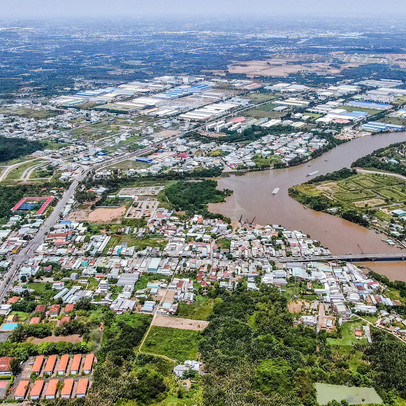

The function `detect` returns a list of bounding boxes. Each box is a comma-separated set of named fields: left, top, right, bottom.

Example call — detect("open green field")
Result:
left=176, top=296, right=221, bottom=321
left=248, top=93, right=277, bottom=103
left=340, top=105, right=382, bottom=116
left=104, top=160, right=150, bottom=171
left=382, top=116, right=406, bottom=126
left=252, top=154, right=283, bottom=168
left=30, top=164, right=53, bottom=180
left=70, top=122, right=121, bottom=140
left=303, top=112, right=323, bottom=121
left=10, top=311, right=30, bottom=322
left=134, top=274, right=171, bottom=290
left=245, top=108, right=285, bottom=119
left=26, top=282, right=50, bottom=294
left=111, top=313, right=152, bottom=331
left=394, top=96, right=406, bottom=106
left=104, top=235, right=168, bottom=253
left=250, top=102, right=277, bottom=112
left=327, top=319, right=368, bottom=346
left=0, top=107, right=59, bottom=119
left=143, top=326, right=200, bottom=362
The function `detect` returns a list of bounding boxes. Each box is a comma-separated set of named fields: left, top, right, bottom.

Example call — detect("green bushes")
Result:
left=54, top=320, right=89, bottom=337
left=11, top=324, right=52, bottom=342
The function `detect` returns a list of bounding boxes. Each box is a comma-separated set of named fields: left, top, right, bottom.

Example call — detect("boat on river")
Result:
left=307, top=170, right=320, bottom=177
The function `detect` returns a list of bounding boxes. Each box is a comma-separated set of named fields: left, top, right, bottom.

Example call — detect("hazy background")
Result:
left=2, top=0, right=406, bottom=18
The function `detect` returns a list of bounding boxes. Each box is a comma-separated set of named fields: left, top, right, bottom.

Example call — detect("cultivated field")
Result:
left=295, top=173, right=406, bottom=223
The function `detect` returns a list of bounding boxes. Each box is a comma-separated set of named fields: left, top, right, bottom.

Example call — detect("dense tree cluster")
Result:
left=11, top=324, right=52, bottom=342
left=352, top=142, right=406, bottom=177
left=307, top=168, right=357, bottom=184
left=199, top=285, right=325, bottom=405
left=55, top=320, right=90, bottom=337
left=86, top=311, right=165, bottom=406
left=0, top=184, right=55, bottom=222
left=165, top=180, right=232, bottom=218
left=0, top=136, right=43, bottom=162
left=288, top=189, right=333, bottom=212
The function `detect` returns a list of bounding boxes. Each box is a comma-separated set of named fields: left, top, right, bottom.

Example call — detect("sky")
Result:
left=2, top=0, right=406, bottom=19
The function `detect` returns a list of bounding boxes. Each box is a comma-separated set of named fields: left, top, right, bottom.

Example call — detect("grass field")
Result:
left=252, top=154, right=283, bottom=168
left=70, top=122, right=120, bottom=140
left=112, top=313, right=152, bottom=330
left=315, top=383, right=382, bottom=405
left=303, top=112, right=323, bottom=121
left=5, top=160, right=45, bottom=181
left=104, top=160, right=150, bottom=171
left=11, top=311, right=30, bottom=322
left=26, top=282, right=52, bottom=295
left=340, top=105, right=382, bottom=116
left=248, top=93, right=277, bottom=103
left=394, top=96, right=406, bottom=106
left=245, top=108, right=285, bottom=119
left=134, top=274, right=171, bottom=290
left=143, top=326, right=200, bottom=362
left=104, top=235, right=168, bottom=253
left=327, top=320, right=368, bottom=346
left=0, top=107, right=59, bottom=119
left=176, top=296, right=220, bottom=321
left=30, top=165, right=53, bottom=179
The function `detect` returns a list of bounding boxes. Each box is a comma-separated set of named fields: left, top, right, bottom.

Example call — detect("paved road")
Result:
left=0, top=170, right=87, bottom=302
left=353, top=314, right=406, bottom=344
left=0, top=158, right=40, bottom=182
left=355, top=167, right=406, bottom=182
left=0, top=136, right=177, bottom=302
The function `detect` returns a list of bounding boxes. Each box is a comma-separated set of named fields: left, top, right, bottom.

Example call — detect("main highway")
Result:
left=0, top=140, right=168, bottom=303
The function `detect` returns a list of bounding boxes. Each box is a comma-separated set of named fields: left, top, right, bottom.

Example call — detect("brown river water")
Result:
left=209, top=132, right=406, bottom=280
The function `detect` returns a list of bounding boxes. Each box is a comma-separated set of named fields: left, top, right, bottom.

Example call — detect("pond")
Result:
left=315, top=383, right=383, bottom=405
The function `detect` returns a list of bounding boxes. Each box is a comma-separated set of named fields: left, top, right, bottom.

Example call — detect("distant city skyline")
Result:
left=2, top=0, right=406, bottom=19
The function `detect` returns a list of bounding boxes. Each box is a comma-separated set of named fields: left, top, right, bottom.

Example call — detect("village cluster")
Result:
left=0, top=196, right=404, bottom=345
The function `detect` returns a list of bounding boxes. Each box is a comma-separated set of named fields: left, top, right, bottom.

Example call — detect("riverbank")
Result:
left=208, top=132, right=406, bottom=258
left=288, top=171, right=406, bottom=249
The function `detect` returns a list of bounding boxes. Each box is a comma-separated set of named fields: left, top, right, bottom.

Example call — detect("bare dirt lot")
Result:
left=152, top=129, right=179, bottom=138
left=87, top=206, right=126, bottom=223
left=288, top=300, right=305, bottom=314
left=27, top=334, right=82, bottom=344
left=152, top=315, right=209, bottom=331
left=354, top=198, right=386, bottom=208
left=66, top=209, right=91, bottom=221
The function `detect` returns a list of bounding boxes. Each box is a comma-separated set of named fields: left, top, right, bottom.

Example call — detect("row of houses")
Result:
left=15, top=377, right=89, bottom=400
left=31, top=354, right=94, bottom=377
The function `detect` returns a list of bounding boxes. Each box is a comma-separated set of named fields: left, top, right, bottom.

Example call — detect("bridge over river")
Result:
left=276, top=253, right=406, bottom=263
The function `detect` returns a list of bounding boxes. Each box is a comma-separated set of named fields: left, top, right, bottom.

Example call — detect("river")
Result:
left=209, top=132, right=406, bottom=267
